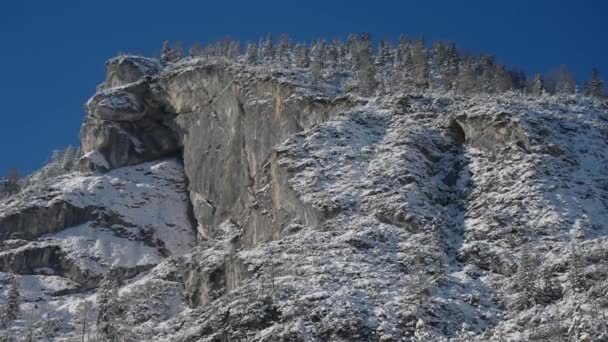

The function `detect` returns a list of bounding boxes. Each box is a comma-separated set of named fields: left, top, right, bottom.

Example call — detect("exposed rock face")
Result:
left=82, top=58, right=354, bottom=242
left=100, top=55, right=164, bottom=90
left=81, top=58, right=181, bottom=171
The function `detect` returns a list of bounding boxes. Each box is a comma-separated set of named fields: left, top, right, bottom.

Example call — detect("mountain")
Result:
left=1, top=49, right=608, bottom=341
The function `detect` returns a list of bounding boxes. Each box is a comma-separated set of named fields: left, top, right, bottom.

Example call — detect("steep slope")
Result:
left=0, top=159, right=195, bottom=339
left=1, top=54, right=608, bottom=341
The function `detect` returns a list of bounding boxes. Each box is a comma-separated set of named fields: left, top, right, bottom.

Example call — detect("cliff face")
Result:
left=2, top=55, right=608, bottom=341
left=82, top=57, right=354, bottom=245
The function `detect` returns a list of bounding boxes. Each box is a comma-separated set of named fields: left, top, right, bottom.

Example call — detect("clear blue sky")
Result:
left=1, top=0, right=606, bottom=176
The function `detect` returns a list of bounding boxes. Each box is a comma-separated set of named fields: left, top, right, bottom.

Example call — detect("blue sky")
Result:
left=1, top=0, right=606, bottom=176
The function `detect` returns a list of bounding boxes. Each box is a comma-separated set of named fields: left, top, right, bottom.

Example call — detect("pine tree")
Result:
left=160, top=41, right=182, bottom=64
left=226, top=40, right=240, bottom=61
left=310, top=40, right=326, bottom=86
left=532, top=73, right=544, bottom=96
left=516, top=243, right=538, bottom=308
left=555, top=65, right=576, bottom=95
left=478, top=55, right=496, bottom=93
left=354, top=32, right=377, bottom=96
left=293, top=43, right=309, bottom=68
left=410, top=37, right=429, bottom=89
left=4, top=168, right=20, bottom=196
left=455, top=57, right=477, bottom=95
left=160, top=40, right=172, bottom=64
left=260, top=33, right=275, bottom=64
left=568, top=242, right=585, bottom=293
left=4, top=277, right=20, bottom=322
left=584, top=67, right=605, bottom=98
left=493, top=64, right=513, bottom=92
left=73, top=301, right=94, bottom=342
left=277, top=34, right=292, bottom=67
left=97, top=270, right=121, bottom=341
left=245, top=42, right=258, bottom=65
left=189, top=42, right=204, bottom=57
left=375, top=40, right=393, bottom=93
left=431, top=42, right=459, bottom=91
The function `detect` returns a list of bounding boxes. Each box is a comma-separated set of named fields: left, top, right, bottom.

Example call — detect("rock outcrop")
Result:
left=82, top=58, right=354, bottom=243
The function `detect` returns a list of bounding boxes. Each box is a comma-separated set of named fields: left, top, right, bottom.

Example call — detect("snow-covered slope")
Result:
left=0, top=159, right=195, bottom=339
left=1, top=54, right=608, bottom=341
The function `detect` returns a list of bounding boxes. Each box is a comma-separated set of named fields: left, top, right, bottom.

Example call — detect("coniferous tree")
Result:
left=4, top=277, right=20, bottom=323
left=456, top=56, right=477, bottom=95
left=568, top=242, right=585, bottom=293
left=226, top=40, right=240, bottom=61
left=493, top=64, right=514, bottom=92
left=293, top=43, right=310, bottom=68
left=532, top=73, right=544, bottom=96
left=277, top=34, right=292, bottom=67
left=310, top=40, right=327, bottom=85
left=555, top=65, right=576, bottom=95
left=245, top=42, right=258, bottom=65
left=73, top=301, right=94, bottom=342
left=97, top=270, right=122, bottom=341
left=375, top=40, right=393, bottom=93
left=478, top=55, right=496, bottom=93
left=584, top=67, right=605, bottom=98
left=410, top=37, right=429, bottom=89
left=189, top=42, right=204, bottom=57
left=509, top=70, right=527, bottom=93
left=354, top=32, right=377, bottom=96
left=260, top=33, right=275, bottom=64
left=160, top=40, right=172, bottom=64
left=160, top=41, right=182, bottom=64
left=4, top=168, right=20, bottom=196
left=516, top=244, right=538, bottom=308
left=345, top=33, right=359, bottom=71
left=432, top=42, right=459, bottom=91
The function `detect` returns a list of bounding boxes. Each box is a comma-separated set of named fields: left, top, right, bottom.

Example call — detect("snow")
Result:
left=56, top=158, right=196, bottom=255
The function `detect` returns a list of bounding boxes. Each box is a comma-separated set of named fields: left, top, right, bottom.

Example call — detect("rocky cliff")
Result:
left=1, top=55, right=608, bottom=341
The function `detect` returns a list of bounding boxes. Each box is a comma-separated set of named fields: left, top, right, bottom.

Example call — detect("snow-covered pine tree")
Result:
left=455, top=56, right=477, bottom=95
left=478, top=54, right=496, bottom=93
left=556, top=65, right=576, bottom=95
left=431, top=41, right=459, bottom=91
left=72, top=301, right=94, bottom=342
left=345, top=33, right=359, bottom=70
left=260, top=33, right=275, bottom=65
left=568, top=242, right=585, bottom=293
left=493, top=64, right=514, bottom=93
left=375, top=39, right=393, bottom=94
left=245, top=42, right=258, bottom=65
left=189, top=42, right=204, bottom=57
left=160, top=41, right=182, bottom=64
left=226, top=40, right=240, bottom=61
left=293, top=43, right=309, bottom=68
left=410, top=37, right=429, bottom=90
left=277, top=34, right=292, bottom=67
left=354, top=32, right=377, bottom=96
left=584, top=67, right=605, bottom=98
left=96, top=270, right=122, bottom=341
left=4, top=168, right=20, bottom=196
left=516, top=243, right=538, bottom=308
left=532, top=73, right=544, bottom=96
left=4, top=277, right=20, bottom=323
left=160, top=40, right=172, bottom=64
left=310, top=40, right=326, bottom=86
